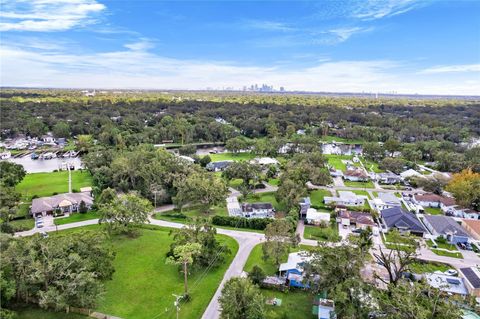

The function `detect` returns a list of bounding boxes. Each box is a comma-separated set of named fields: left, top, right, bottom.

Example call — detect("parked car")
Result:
left=445, top=269, right=458, bottom=276
left=36, top=222, right=44, bottom=228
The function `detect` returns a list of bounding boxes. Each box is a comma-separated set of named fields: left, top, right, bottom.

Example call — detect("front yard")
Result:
left=304, top=224, right=340, bottom=242
left=424, top=207, right=443, bottom=215
left=343, top=180, right=375, bottom=188
left=426, top=239, right=458, bottom=251
left=54, top=211, right=100, bottom=226
left=408, top=261, right=451, bottom=274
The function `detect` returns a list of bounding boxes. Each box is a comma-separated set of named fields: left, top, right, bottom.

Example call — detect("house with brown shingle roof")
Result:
left=461, top=219, right=480, bottom=240
left=343, top=168, right=369, bottom=182
left=31, top=191, right=93, bottom=217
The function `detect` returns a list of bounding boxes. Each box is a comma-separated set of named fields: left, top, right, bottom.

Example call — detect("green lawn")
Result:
left=324, top=154, right=353, bottom=171
left=54, top=211, right=100, bottom=225
left=426, top=239, right=458, bottom=251
left=12, top=307, right=87, bottom=319
left=384, top=232, right=416, bottom=245
left=343, top=180, right=375, bottom=188
left=304, top=224, right=340, bottom=242
left=228, top=178, right=243, bottom=189
left=360, top=157, right=384, bottom=173
left=16, top=170, right=93, bottom=201
left=206, top=152, right=256, bottom=162
left=9, top=217, right=35, bottom=232
left=351, top=190, right=371, bottom=199
left=309, top=189, right=332, bottom=209
left=430, top=249, right=463, bottom=259
left=243, top=192, right=286, bottom=212
left=97, top=227, right=238, bottom=319
left=424, top=207, right=443, bottom=215
left=263, top=289, right=315, bottom=319
left=267, top=178, right=280, bottom=186
left=409, top=261, right=451, bottom=274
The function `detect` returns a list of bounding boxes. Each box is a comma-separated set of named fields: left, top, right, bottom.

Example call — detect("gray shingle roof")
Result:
left=31, top=192, right=93, bottom=214
left=424, top=215, right=469, bottom=238
left=381, top=207, right=426, bottom=233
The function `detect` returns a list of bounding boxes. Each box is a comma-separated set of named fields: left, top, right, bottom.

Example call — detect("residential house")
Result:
left=240, top=202, right=274, bottom=218
left=461, top=219, right=480, bottom=240
left=250, top=157, right=279, bottom=166
left=375, top=192, right=402, bottom=210
left=425, top=272, right=468, bottom=296
left=423, top=215, right=470, bottom=244
left=279, top=251, right=312, bottom=288
left=299, top=197, right=311, bottom=220
left=414, top=193, right=456, bottom=210
left=400, top=169, right=423, bottom=179
left=305, top=208, right=331, bottom=226
left=381, top=207, right=426, bottom=237
left=376, top=172, right=402, bottom=184
left=329, top=169, right=343, bottom=178
left=206, top=160, right=233, bottom=172
left=31, top=191, right=93, bottom=217
left=324, top=191, right=366, bottom=207
left=343, top=168, right=369, bottom=182
left=460, top=267, right=480, bottom=297
left=337, top=209, right=375, bottom=229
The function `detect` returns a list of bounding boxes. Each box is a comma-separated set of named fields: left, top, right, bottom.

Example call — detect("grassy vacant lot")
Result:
left=324, top=154, right=352, bottom=171
left=16, top=170, right=93, bottom=201
left=304, top=224, right=340, bottom=242
left=409, top=261, right=451, bottom=274
left=207, top=152, right=256, bottom=162
left=54, top=211, right=100, bottom=225
left=343, top=180, right=375, bottom=188
left=96, top=227, right=238, bottom=319
left=263, top=289, right=315, bottom=319
left=424, top=207, right=443, bottom=215
left=430, top=249, right=463, bottom=259
left=360, top=157, right=384, bottom=173
left=12, top=307, right=87, bottom=319
left=309, top=189, right=332, bottom=209
left=243, top=192, right=286, bottom=212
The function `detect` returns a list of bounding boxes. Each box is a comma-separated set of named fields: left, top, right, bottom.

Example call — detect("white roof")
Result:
left=178, top=155, right=195, bottom=163
left=306, top=208, right=330, bottom=221
left=338, top=191, right=358, bottom=200
left=279, top=251, right=311, bottom=272
left=400, top=169, right=422, bottom=178
left=425, top=273, right=468, bottom=295
left=251, top=157, right=279, bottom=165
left=378, top=192, right=401, bottom=205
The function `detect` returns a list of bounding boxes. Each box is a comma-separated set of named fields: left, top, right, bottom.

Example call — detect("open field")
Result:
left=263, top=289, right=315, bottom=319
left=16, top=170, right=93, bottom=201
left=12, top=307, right=87, bottom=319
left=97, top=227, right=238, bottom=319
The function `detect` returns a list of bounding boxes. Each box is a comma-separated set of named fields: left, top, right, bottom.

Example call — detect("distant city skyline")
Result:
left=0, top=0, right=479, bottom=95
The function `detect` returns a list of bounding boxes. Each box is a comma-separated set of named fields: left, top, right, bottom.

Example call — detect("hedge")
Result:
left=211, top=215, right=273, bottom=230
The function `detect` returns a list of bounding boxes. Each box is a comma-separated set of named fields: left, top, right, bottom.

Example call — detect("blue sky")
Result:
left=1, top=0, right=479, bottom=94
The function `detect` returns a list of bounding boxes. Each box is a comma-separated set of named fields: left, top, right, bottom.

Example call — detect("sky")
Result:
left=0, top=0, right=479, bottom=95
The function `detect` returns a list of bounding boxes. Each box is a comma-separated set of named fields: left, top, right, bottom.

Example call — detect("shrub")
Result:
left=31, top=194, right=38, bottom=199
left=79, top=200, right=88, bottom=214
left=211, top=215, right=273, bottom=230
left=248, top=265, right=266, bottom=285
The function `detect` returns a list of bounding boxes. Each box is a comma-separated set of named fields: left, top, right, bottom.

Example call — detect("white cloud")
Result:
left=325, top=26, right=374, bottom=42
left=351, top=0, right=423, bottom=20
left=0, top=42, right=479, bottom=95
left=0, top=0, right=106, bottom=32
left=243, top=20, right=296, bottom=32
left=419, top=64, right=480, bottom=74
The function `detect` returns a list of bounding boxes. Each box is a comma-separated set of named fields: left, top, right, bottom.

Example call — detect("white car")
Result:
left=445, top=269, right=458, bottom=276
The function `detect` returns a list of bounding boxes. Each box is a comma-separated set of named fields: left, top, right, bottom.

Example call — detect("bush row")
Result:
left=211, top=215, right=273, bottom=230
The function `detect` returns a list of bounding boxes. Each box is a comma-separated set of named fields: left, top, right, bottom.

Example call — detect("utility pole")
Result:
left=172, top=294, right=182, bottom=319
